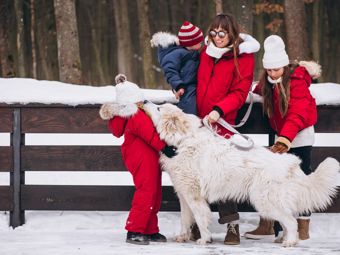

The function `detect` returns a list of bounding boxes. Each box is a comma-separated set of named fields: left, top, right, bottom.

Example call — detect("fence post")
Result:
left=10, top=108, right=25, bottom=228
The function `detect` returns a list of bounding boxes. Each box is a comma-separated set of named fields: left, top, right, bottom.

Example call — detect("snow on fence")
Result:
left=0, top=103, right=339, bottom=228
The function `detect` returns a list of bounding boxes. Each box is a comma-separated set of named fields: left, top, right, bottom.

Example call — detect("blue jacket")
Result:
left=157, top=44, right=199, bottom=91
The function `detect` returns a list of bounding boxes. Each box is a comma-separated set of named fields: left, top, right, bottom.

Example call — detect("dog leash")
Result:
left=202, top=116, right=254, bottom=151
left=231, top=91, right=254, bottom=128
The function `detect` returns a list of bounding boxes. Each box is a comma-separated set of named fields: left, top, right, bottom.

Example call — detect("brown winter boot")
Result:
left=224, top=223, right=240, bottom=245
left=244, top=217, right=275, bottom=240
left=297, top=218, right=310, bottom=240
left=189, top=223, right=201, bottom=241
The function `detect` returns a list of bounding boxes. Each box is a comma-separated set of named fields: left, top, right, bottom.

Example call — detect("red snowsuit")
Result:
left=108, top=108, right=166, bottom=234
left=254, top=66, right=317, bottom=142
left=196, top=46, right=255, bottom=136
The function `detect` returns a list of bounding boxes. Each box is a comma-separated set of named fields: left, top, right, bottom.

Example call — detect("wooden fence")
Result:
left=0, top=103, right=339, bottom=228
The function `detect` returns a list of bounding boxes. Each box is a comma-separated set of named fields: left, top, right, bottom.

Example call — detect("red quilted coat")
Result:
left=108, top=108, right=166, bottom=235
left=196, top=46, right=255, bottom=136
left=254, top=65, right=317, bottom=142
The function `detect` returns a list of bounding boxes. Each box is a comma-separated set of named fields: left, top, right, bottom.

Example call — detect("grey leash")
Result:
left=202, top=91, right=255, bottom=150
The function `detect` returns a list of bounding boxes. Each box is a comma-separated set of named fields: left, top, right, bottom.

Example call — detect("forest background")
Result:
left=0, top=0, right=339, bottom=88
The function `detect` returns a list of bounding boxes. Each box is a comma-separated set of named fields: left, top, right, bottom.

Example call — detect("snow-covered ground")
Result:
left=0, top=211, right=339, bottom=255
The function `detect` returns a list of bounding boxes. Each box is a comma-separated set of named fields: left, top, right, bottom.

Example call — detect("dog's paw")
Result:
left=196, top=238, right=212, bottom=245
left=274, top=236, right=284, bottom=243
left=174, top=234, right=190, bottom=243
left=282, top=239, right=298, bottom=247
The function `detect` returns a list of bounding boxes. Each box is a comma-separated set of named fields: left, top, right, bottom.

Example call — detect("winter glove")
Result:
left=270, top=136, right=291, bottom=154
left=207, top=110, right=220, bottom=124
left=161, top=145, right=178, bottom=158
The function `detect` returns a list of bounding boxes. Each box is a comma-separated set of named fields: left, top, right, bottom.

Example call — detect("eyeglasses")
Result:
left=209, top=30, right=227, bottom=38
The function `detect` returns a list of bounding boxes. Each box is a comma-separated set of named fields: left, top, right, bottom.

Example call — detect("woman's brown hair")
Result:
left=259, top=63, right=298, bottom=117
left=207, top=13, right=243, bottom=76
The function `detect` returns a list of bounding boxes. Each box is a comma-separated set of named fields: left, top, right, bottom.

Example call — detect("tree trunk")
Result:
left=54, top=0, right=82, bottom=84
left=14, top=0, right=27, bottom=77
left=284, top=0, right=311, bottom=61
left=214, top=0, right=223, bottom=14
left=30, top=0, right=37, bottom=79
left=0, top=0, right=14, bottom=77
left=238, top=0, right=254, bottom=34
left=113, top=0, right=134, bottom=82
left=136, top=0, right=157, bottom=88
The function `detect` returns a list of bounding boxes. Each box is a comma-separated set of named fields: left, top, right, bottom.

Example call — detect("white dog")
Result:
left=143, top=102, right=339, bottom=247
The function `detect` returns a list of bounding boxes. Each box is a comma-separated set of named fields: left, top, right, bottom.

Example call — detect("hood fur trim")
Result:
left=150, top=32, right=179, bottom=48
left=99, top=103, right=138, bottom=120
left=299, top=61, right=322, bottom=79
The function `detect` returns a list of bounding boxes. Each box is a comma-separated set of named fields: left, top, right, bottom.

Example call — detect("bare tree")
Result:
left=0, top=0, right=14, bottom=77
left=284, top=0, right=311, bottom=61
left=54, top=0, right=82, bottom=84
left=214, top=0, right=223, bottom=14
left=238, top=0, right=254, bottom=34
left=136, top=0, right=157, bottom=88
left=113, top=0, right=134, bottom=81
left=30, top=0, right=37, bottom=79
left=14, top=0, right=27, bottom=77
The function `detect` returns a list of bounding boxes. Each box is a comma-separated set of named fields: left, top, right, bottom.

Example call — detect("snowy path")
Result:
left=1, top=212, right=339, bottom=255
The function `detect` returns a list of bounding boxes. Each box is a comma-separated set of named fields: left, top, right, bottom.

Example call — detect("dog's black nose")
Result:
left=143, top=100, right=149, bottom=104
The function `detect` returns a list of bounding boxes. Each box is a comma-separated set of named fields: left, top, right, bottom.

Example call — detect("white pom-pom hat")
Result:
left=114, top=74, right=145, bottom=104
left=262, top=35, right=289, bottom=69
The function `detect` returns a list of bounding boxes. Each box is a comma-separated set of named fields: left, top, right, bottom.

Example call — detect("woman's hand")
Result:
left=207, top=110, right=220, bottom=124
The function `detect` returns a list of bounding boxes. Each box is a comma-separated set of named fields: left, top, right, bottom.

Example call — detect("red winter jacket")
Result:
left=108, top=109, right=166, bottom=172
left=196, top=46, right=255, bottom=136
left=254, top=66, right=317, bottom=142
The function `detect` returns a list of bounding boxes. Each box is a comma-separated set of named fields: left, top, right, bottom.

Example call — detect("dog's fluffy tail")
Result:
left=297, top=157, right=339, bottom=213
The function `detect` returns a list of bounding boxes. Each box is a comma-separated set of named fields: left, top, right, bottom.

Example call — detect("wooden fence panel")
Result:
left=22, top=146, right=125, bottom=171
left=237, top=103, right=271, bottom=134
left=0, top=108, right=13, bottom=132
left=21, top=107, right=108, bottom=133
left=315, top=106, right=340, bottom=133
left=21, top=185, right=179, bottom=211
left=311, top=147, right=340, bottom=169
left=0, top=186, right=13, bottom=210
left=0, top=147, right=12, bottom=172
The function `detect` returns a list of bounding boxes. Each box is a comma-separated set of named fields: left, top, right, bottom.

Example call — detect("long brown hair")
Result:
left=259, top=64, right=298, bottom=117
left=207, top=13, right=243, bottom=76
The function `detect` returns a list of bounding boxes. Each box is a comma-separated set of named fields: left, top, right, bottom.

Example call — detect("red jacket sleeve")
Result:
left=108, top=116, right=127, bottom=138
left=279, top=78, right=314, bottom=141
left=215, top=53, right=255, bottom=115
left=130, top=110, right=166, bottom=152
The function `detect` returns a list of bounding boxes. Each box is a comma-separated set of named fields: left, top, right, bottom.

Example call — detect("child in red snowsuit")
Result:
left=99, top=74, right=176, bottom=245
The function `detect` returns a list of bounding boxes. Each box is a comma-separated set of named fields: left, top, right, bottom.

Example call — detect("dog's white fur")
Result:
left=143, top=102, right=339, bottom=247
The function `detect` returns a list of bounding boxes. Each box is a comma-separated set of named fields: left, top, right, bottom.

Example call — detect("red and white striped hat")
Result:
left=178, top=21, right=204, bottom=47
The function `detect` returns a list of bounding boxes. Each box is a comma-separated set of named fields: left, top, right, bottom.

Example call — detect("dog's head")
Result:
left=143, top=102, right=201, bottom=146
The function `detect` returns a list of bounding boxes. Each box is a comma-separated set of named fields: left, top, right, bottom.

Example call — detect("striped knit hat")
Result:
left=178, top=21, right=204, bottom=47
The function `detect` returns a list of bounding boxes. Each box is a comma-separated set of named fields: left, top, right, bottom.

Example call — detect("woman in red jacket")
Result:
left=196, top=13, right=256, bottom=245
left=99, top=74, right=176, bottom=245
left=244, top=35, right=320, bottom=242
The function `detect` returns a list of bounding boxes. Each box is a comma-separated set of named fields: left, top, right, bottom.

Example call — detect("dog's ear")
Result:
left=161, top=112, right=189, bottom=136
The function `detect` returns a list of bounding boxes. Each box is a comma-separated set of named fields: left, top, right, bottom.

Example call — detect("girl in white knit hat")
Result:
left=244, top=35, right=321, bottom=243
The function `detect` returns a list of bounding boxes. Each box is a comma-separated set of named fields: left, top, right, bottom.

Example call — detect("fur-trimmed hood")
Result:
left=99, top=102, right=138, bottom=120
left=150, top=31, right=179, bottom=48
left=298, top=61, right=322, bottom=79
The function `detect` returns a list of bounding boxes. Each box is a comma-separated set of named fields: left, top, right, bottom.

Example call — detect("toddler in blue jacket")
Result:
left=151, top=21, right=203, bottom=115
left=151, top=21, right=261, bottom=115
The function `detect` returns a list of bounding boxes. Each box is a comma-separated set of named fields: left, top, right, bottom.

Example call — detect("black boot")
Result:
left=126, top=231, right=149, bottom=245
left=147, top=232, right=167, bottom=242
